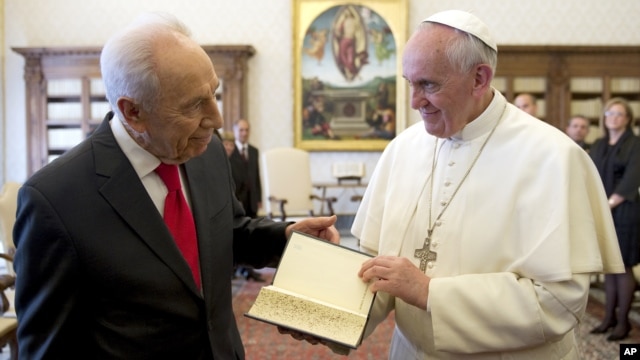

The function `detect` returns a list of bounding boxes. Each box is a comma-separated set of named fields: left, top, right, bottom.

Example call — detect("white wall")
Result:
left=2, top=0, right=640, bottom=212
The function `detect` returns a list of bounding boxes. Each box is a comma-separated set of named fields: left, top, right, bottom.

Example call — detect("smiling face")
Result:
left=123, top=34, right=222, bottom=164
left=402, top=25, right=492, bottom=138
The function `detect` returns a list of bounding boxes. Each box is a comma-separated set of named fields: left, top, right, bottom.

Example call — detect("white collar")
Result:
left=235, top=140, right=247, bottom=150
left=110, top=115, right=161, bottom=179
left=450, top=89, right=505, bottom=142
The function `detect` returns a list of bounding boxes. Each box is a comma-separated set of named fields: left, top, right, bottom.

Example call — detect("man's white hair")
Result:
left=100, top=12, right=192, bottom=120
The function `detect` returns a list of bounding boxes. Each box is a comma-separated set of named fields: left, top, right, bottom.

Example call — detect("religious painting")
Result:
left=293, top=0, right=408, bottom=151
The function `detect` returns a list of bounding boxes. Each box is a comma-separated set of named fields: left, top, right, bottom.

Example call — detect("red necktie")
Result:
left=155, top=163, right=201, bottom=289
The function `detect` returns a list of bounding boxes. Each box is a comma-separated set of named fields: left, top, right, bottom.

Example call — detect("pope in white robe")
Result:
left=352, top=10, right=624, bottom=360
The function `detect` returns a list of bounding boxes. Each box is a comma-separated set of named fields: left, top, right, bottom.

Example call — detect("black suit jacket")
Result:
left=229, top=144, right=261, bottom=217
left=13, top=113, right=289, bottom=359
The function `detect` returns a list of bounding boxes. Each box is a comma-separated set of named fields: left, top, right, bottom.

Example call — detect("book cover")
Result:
left=245, top=231, right=375, bottom=350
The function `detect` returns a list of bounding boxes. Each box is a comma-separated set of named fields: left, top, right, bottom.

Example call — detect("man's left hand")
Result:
left=285, top=215, right=340, bottom=244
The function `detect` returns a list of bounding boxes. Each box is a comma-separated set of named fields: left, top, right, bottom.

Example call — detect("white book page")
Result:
left=272, top=231, right=374, bottom=314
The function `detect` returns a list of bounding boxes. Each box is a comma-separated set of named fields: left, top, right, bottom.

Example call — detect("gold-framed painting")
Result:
left=293, top=0, right=408, bottom=151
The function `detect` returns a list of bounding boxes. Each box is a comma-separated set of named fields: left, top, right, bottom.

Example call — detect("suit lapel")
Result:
left=183, top=139, right=238, bottom=296
left=91, top=117, right=201, bottom=296
left=183, top=154, right=211, bottom=250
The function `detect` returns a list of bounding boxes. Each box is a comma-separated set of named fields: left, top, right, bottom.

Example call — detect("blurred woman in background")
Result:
left=589, top=97, right=640, bottom=341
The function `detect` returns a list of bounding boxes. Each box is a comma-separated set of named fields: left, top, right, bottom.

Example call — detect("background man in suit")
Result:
left=230, top=119, right=265, bottom=281
left=231, top=119, right=261, bottom=218
left=12, top=12, right=339, bottom=359
left=565, top=114, right=592, bottom=151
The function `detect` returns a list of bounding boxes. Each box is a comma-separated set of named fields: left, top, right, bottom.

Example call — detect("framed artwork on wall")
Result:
left=293, top=0, right=408, bottom=151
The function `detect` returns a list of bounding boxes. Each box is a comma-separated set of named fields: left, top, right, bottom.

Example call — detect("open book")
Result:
left=245, top=231, right=375, bottom=351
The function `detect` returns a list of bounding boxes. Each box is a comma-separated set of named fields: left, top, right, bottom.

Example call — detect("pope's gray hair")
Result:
left=419, top=22, right=497, bottom=75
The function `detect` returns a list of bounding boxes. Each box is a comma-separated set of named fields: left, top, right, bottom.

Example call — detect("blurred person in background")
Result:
left=589, top=97, right=640, bottom=341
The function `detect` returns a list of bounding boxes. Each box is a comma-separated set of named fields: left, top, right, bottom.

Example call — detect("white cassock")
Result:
left=352, top=90, right=624, bottom=359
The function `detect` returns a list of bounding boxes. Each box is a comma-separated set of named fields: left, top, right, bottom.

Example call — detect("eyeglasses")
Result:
left=604, top=110, right=626, bottom=117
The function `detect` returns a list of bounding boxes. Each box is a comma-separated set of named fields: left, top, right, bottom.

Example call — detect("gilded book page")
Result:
left=247, top=286, right=367, bottom=347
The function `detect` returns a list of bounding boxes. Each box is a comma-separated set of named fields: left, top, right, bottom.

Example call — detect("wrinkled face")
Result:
left=402, top=26, right=479, bottom=138
left=604, top=103, right=629, bottom=133
left=566, top=117, right=590, bottom=142
left=514, top=95, right=537, bottom=117
left=132, top=36, right=222, bottom=164
left=234, top=119, right=250, bottom=144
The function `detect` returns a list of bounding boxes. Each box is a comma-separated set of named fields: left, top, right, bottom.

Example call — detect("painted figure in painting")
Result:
left=300, top=4, right=397, bottom=143
left=303, top=27, right=329, bottom=65
left=303, top=94, right=338, bottom=140
left=360, top=82, right=395, bottom=139
left=369, top=27, right=394, bottom=65
left=361, top=107, right=395, bottom=139
left=332, top=5, right=368, bottom=82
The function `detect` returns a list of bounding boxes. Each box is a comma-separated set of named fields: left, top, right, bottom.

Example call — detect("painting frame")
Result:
left=293, top=0, right=408, bottom=151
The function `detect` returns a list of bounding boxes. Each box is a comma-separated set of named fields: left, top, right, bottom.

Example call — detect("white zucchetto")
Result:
left=423, top=10, right=497, bottom=52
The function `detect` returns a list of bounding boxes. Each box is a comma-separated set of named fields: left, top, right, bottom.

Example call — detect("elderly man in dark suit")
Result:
left=13, top=12, right=338, bottom=359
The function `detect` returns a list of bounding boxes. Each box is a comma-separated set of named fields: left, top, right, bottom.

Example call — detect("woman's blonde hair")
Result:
left=220, top=132, right=235, bottom=142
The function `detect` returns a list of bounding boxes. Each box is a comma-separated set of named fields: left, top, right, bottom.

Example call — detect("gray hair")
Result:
left=100, top=12, right=192, bottom=119
left=419, top=22, right=497, bottom=75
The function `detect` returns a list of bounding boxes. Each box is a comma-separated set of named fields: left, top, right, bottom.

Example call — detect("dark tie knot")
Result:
left=155, top=163, right=181, bottom=191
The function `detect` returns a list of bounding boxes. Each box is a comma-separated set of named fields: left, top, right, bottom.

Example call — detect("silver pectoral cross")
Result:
left=414, top=231, right=437, bottom=272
